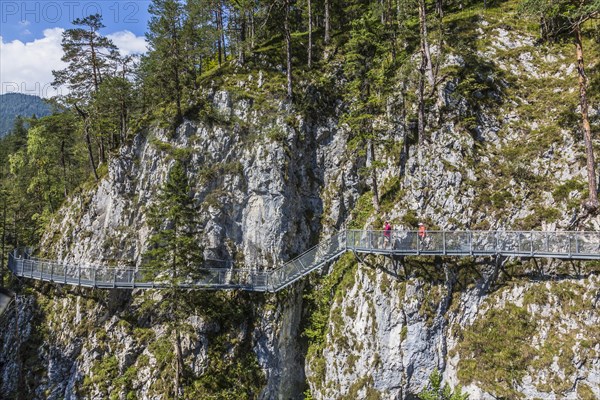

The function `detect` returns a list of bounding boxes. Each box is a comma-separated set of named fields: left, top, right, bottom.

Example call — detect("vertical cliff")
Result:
left=1, top=2, right=600, bottom=399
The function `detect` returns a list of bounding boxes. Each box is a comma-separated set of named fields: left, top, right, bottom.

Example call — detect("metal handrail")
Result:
left=8, top=230, right=600, bottom=292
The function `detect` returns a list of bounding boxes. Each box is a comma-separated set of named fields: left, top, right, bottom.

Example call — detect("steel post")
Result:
left=530, top=232, right=533, bottom=256
left=443, top=231, right=446, bottom=255
left=469, top=231, right=473, bottom=255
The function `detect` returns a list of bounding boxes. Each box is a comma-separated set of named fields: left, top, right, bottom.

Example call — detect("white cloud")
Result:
left=107, top=30, right=148, bottom=56
left=0, top=28, right=66, bottom=98
left=1, top=29, right=147, bottom=98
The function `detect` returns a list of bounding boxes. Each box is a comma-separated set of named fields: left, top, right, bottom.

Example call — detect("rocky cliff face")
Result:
left=306, top=258, right=600, bottom=399
left=303, top=13, right=600, bottom=400
left=2, top=8, right=600, bottom=400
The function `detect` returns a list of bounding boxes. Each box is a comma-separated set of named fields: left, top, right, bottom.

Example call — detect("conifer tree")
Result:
left=145, top=0, right=186, bottom=120
left=418, top=369, right=469, bottom=400
left=52, top=14, right=119, bottom=97
left=183, top=0, right=218, bottom=78
left=52, top=13, right=121, bottom=175
left=342, top=4, right=388, bottom=211
left=143, top=159, right=203, bottom=398
left=90, top=76, right=134, bottom=150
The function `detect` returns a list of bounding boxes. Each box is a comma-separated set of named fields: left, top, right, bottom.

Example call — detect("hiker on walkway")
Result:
left=384, top=220, right=392, bottom=247
left=418, top=222, right=427, bottom=246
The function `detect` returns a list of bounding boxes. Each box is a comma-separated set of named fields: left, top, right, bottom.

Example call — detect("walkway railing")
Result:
left=8, top=230, right=600, bottom=292
left=347, top=230, right=600, bottom=260
left=8, top=254, right=270, bottom=291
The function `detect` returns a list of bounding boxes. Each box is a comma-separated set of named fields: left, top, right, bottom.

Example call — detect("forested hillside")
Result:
left=1, top=0, right=600, bottom=399
left=0, top=93, right=51, bottom=137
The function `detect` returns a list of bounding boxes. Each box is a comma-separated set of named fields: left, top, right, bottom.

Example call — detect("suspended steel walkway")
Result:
left=7, top=230, right=600, bottom=292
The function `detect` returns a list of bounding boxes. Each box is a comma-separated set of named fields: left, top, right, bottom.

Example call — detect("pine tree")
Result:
left=143, top=159, right=203, bottom=399
left=418, top=369, right=469, bottom=400
left=52, top=13, right=121, bottom=175
left=183, top=0, right=218, bottom=79
left=342, top=3, right=389, bottom=211
left=144, top=0, right=186, bottom=120
left=89, top=76, right=134, bottom=150
left=52, top=14, right=119, bottom=98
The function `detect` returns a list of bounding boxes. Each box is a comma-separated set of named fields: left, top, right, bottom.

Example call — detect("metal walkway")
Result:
left=8, top=230, right=600, bottom=292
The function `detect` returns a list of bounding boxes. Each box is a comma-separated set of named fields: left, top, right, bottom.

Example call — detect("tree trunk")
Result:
left=284, top=0, right=293, bottom=100
left=13, top=210, right=18, bottom=250
left=75, top=105, right=99, bottom=181
left=90, top=39, right=100, bottom=92
left=99, top=137, right=106, bottom=165
left=418, top=0, right=435, bottom=87
left=324, top=0, right=331, bottom=45
left=238, top=10, right=247, bottom=65
left=172, top=20, right=182, bottom=121
left=216, top=9, right=223, bottom=66
left=308, top=0, right=313, bottom=68
left=219, top=2, right=227, bottom=61
left=250, top=8, right=255, bottom=49
left=61, top=140, right=68, bottom=197
left=575, top=26, right=599, bottom=212
left=368, top=139, right=380, bottom=212
left=85, top=125, right=99, bottom=181
left=171, top=238, right=182, bottom=399
left=417, top=56, right=426, bottom=145
left=121, top=97, right=127, bottom=145
left=174, top=327, right=183, bottom=399
left=436, top=0, right=443, bottom=19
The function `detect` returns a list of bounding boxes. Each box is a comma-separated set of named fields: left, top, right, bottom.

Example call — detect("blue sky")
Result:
left=1, top=1, right=152, bottom=97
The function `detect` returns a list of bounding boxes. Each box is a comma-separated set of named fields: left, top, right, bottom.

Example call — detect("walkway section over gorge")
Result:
left=8, top=230, right=600, bottom=292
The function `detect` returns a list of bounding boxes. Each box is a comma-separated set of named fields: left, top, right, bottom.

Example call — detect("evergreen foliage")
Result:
left=143, top=159, right=204, bottom=285
left=52, top=14, right=120, bottom=98
left=418, top=369, right=469, bottom=400
left=142, top=159, right=203, bottom=398
left=52, top=13, right=138, bottom=178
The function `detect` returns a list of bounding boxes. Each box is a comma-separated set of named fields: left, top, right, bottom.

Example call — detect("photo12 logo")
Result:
left=1, top=1, right=144, bottom=24
left=2, top=82, right=63, bottom=99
